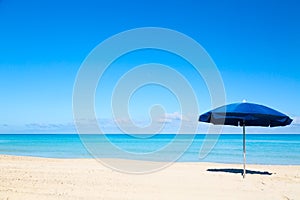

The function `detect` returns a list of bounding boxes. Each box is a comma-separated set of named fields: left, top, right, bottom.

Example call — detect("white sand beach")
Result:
left=0, top=155, right=299, bottom=200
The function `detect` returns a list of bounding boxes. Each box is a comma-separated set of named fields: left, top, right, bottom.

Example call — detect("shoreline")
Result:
left=1, top=154, right=299, bottom=166
left=1, top=155, right=299, bottom=199
left=0, top=154, right=300, bottom=168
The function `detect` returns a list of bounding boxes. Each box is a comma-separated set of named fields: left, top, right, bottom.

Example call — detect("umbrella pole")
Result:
left=243, top=122, right=246, bottom=178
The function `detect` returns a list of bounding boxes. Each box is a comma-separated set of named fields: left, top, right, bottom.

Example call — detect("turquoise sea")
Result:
left=0, top=134, right=299, bottom=165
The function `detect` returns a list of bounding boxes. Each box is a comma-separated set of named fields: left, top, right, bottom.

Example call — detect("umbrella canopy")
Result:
left=199, top=102, right=293, bottom=127
left=199, top=102, right=293, bottom=178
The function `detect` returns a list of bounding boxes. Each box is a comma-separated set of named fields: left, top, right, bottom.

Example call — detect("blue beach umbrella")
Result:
left=199, top=102, right=293, bottom=178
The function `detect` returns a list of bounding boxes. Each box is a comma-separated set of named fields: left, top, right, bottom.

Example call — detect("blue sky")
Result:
left=0, top=0, right=299, bottom=133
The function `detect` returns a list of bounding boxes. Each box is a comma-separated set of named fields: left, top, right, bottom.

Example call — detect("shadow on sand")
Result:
left=207, top=168, right=272, bottom=176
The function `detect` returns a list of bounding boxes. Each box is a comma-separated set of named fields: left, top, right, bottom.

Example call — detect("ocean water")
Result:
left=0, top=134, right=299, bottom=165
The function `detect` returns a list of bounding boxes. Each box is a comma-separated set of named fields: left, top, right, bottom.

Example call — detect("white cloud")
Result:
left=157, top=118, right=172, bottom=123
left=157, top=112, right=191, bottom=124
left=165, top=112, right=182, bottom=120
left=291, top=116, right=300, bottom=125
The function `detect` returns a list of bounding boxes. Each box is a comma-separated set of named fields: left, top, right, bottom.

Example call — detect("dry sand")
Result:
left=0, top=155, right=299, bottom=200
